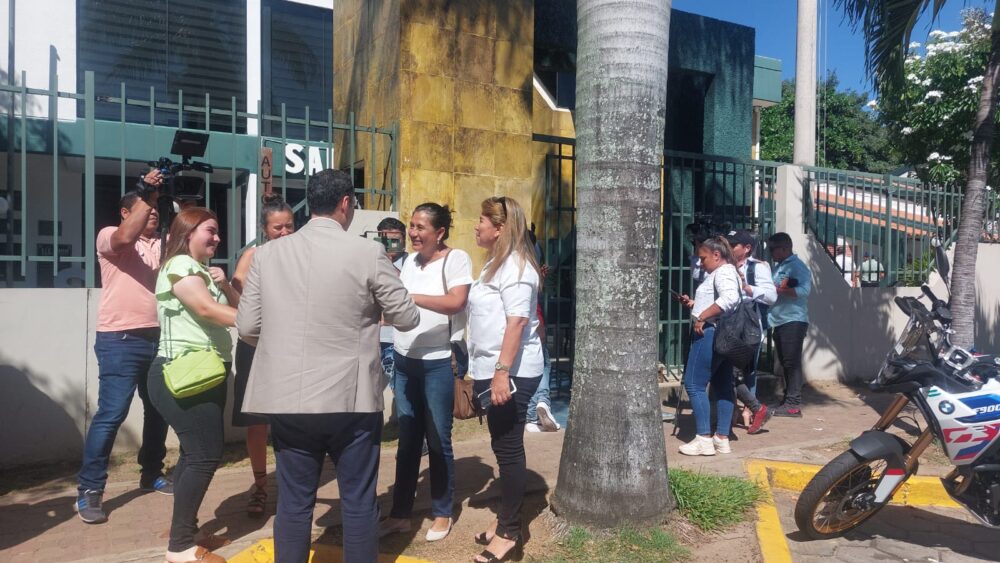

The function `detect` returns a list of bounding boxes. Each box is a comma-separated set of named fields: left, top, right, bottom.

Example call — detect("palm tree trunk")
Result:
left=551, top=0, right=674, bottom=527
left=951, top=6, right=1000, bottom=350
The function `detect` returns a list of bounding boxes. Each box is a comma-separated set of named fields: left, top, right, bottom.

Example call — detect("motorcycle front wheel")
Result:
left=794, top=450, right=898, bottom=540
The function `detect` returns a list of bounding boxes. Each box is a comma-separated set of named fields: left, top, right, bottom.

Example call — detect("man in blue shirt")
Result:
left=767, top=233, right=812, bottom=417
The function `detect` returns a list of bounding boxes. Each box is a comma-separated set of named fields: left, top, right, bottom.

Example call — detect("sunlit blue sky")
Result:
left=672, top=0, right=993, bottom=95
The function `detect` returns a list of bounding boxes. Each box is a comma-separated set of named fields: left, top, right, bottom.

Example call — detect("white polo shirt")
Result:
left=467, top=253, right=544, bottom=380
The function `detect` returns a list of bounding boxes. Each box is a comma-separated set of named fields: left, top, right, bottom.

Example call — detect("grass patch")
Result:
left=545, top=526, right=689, bottom=563
left=668, top=468, right=764, bottom=531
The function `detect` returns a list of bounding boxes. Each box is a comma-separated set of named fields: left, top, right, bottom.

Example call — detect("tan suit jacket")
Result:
left=236, top=217, right=419, bottom=414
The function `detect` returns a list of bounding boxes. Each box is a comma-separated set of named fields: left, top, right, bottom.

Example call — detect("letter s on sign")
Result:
left=285, top=143, right=305, bottom=174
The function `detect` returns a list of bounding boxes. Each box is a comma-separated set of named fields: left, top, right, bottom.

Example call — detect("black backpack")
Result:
left=713, top=269, right=763, bottom=372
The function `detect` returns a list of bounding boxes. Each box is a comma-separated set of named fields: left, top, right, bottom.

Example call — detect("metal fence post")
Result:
left=881, top=174, right=894, bottom=287
left=84, top=71, right=96, bottom=288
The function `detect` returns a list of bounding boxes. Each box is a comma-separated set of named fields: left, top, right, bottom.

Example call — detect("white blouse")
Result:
left=466, top=253, right=544, bottom=380
left=393, top=249, right=473, bottom=360
left=692, top=263, right=741, bottom=320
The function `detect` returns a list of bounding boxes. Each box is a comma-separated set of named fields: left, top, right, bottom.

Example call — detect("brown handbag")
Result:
left=453, top=376, right=478, bottom=420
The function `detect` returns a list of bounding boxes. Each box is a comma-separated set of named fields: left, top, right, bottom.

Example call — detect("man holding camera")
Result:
left=767, top=232, right=812, bottom=418
left=76, top=170, right=173, bottom=524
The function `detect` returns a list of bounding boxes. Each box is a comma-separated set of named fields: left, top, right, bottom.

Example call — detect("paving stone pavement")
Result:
left=775, top=489, right=1000, bottom=562
left=0, top=382, right=965, bottom=562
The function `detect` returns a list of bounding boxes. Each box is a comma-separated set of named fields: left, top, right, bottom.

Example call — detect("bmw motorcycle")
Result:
left=794, top=279, right=1000, bottom=540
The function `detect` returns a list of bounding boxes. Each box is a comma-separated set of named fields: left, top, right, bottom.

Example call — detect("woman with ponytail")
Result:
left=229, top=192, right=294, bottom=516
left=674, top=235, right=741, bottom=456
left=379, top=203, right=472, bottom=542
left=466, top=196, right=543, bottom=562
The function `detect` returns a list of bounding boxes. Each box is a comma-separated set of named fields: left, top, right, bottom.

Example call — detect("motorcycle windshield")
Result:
left=876, top=314, right=935, bottom=383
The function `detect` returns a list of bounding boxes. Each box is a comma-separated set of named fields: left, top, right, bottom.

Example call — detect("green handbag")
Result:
left=163, top=348, right=227, bottom=399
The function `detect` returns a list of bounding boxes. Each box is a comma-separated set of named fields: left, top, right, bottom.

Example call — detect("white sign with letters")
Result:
left=284, top=143, right=334, bottom=176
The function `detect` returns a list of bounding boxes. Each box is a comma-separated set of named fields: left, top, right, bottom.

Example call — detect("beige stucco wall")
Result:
left=334, top=0, right=535, bottom=270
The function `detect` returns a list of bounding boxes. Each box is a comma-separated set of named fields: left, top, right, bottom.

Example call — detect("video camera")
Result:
left=363, top=231, right=405, bottom=254
left=135, top=131, right=214, bottom=250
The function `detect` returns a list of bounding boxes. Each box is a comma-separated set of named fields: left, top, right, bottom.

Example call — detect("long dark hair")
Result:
left=162, top=207, right=218, bottom=264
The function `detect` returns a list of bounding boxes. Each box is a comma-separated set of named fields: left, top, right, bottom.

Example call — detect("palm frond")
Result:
left=834, top=0, right=948, bottom=93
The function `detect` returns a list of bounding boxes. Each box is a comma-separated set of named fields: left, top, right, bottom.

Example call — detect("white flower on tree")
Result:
left=902, top=127, right=914, bottom=135
left=924, top=90, right=944, bottom=101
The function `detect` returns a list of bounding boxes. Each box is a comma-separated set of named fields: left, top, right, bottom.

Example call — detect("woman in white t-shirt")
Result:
left=379, top=203, right=472, bottom=543
left=466, top=196, right=543, bottom=563
left=675, top=236, right=741, bottom=457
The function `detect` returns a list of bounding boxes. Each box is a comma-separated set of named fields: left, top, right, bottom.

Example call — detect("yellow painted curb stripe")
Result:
left=745, top=460, right=794, bottom=563
left=228, top=538, right=434, bottom=563
left=760, top=458, right=960, bottom=508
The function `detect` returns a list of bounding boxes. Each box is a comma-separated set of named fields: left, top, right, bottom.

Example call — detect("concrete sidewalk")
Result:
left=0, top=382, right=923, bottom=562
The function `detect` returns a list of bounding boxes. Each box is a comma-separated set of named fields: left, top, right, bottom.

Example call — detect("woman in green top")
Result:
left=147, top=207, right=238, bottom=563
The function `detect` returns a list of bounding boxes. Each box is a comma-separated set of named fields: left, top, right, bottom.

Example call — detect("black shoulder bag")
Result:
left=712, top=267, right=763, bottom=372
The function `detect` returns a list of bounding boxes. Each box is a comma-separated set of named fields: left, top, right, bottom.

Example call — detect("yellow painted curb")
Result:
left=745, top=458, right=965, bottom=563
left=760, top=459, right=960, bottom=508
left=228, top=538, right=434, bottom=563
left=746, top=460, right=794, bottom=563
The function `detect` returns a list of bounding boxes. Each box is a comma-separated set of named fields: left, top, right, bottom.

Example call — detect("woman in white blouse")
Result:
left=676, top=236, right=741, bottom=456
left=379, top=203, right=472, bottom=542
left=467, top=196, right=542, bottom=563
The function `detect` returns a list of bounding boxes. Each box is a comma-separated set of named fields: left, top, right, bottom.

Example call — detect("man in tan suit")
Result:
left=237, top=169, right=419, bottom=563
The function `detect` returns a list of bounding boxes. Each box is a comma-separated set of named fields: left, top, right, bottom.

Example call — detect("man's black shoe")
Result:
left=771, top=405, right=803, bottom=418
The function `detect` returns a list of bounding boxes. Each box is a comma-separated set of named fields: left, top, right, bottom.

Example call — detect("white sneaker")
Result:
left=678, top=435, right=716, bottom=456
left=525, top=422, right=542, bottom=433
left=536, top=403, right=561, bottom=431
left=713, top=435, right=732, bottom=454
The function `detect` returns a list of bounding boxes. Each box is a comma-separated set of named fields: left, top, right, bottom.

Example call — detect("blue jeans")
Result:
left=526, top=346, right=552, bottom=424
left=390, top=353, right=455, bottom=518
left=78, top=330, right=168, bottom=493
left=272, top=412, right=382, bottom=563
left=682, top=326, right=735, bottom=437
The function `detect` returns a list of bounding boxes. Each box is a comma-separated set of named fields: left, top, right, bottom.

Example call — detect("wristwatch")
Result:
left=691, top=314, right=703, bottom=323
left=495, top=361, right=511, bottom=372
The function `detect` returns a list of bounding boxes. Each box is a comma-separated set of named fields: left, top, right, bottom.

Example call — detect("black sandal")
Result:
left=473, top=534, right=523, bottom=562
left=247, top=470, right=267, bottom=517
left=474, top=531, right=492, bottom=546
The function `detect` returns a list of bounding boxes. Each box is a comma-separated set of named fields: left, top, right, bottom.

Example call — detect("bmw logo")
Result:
left=939, top=401, right=955, bottom=415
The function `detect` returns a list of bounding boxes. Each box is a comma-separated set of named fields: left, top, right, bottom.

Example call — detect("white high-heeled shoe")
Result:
left=425, top=518, right=452, bottom=542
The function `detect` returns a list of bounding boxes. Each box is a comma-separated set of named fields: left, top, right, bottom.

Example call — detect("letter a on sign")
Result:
left=260, top=147, right=273, bottom=195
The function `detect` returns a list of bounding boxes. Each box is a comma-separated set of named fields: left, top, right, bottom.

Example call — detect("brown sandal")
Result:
left=247, top=471, right=267, bottom=517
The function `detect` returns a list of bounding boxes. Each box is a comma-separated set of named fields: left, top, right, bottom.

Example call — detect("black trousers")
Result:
left=773, top=321, right=809, bottom=406
left=271, top=412, right=383, bottom=563
left=146, top=357, right=228, bottom=552
left=473, top=376, right=540, bottom=539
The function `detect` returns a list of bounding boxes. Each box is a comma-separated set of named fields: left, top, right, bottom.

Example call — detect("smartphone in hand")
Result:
left=477, top=379, right=518, bottom=410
